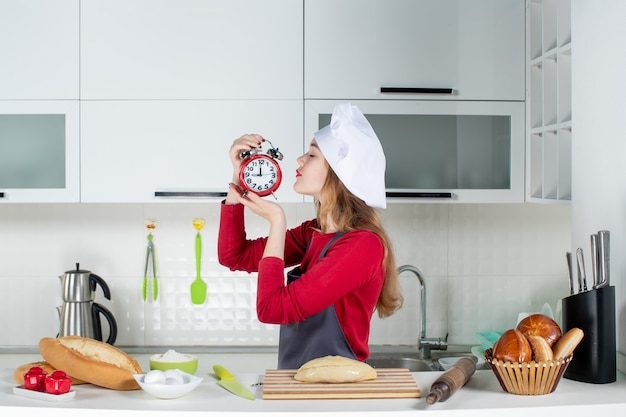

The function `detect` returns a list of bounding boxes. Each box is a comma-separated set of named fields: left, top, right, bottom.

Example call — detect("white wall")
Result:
left=0, top=202, right=570, bottom=349
left=572, top=1, right=626, bottom=369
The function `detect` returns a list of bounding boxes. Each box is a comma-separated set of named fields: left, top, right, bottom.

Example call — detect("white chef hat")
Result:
left=314, top=103, right=387, bottom=209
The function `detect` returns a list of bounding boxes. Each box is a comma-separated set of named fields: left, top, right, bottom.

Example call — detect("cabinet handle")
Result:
left=380, top=87, right=454, bottom=95
left=386, top=192, right=453, bottom=198
left=154, top=191, right=227, bottom=198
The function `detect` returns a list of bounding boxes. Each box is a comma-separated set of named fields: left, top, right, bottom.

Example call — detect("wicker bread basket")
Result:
left=484, top=348, right=573, bottom=395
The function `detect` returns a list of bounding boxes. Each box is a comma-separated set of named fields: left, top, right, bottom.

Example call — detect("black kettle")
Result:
left=57, top=263, right=118, bottom=344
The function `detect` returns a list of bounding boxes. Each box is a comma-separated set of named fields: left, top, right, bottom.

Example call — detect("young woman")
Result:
left=218, top=103, right=403, bottom=369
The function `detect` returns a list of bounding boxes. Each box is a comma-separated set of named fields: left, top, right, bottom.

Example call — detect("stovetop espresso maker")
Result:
left=57, top=263, right=118, bottom=344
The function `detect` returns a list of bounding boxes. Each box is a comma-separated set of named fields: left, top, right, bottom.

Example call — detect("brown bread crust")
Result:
left=492, top=329, right=533, bottom=363
left=552, top=328, right=584, bottom=359
left=517, top=314, right=562, bottom=347
left=526, top=335, right=554, bottom=362
left=39, top=336, right=142, bottom=390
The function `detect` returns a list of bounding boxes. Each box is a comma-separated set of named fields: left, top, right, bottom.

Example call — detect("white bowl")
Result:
left=438, top=354, right=485, bottom=371
left=134, top=370, right=203, bottom=399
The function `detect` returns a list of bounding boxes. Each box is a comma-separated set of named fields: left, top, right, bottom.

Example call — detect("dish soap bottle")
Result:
left=426, top=356, right=477, bottom=404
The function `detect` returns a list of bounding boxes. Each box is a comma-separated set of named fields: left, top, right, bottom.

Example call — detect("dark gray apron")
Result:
left=277, top=232, right=356, bottom=369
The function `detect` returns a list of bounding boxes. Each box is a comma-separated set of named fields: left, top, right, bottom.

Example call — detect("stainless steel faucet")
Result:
left=397, top=264, right=448, bottom=359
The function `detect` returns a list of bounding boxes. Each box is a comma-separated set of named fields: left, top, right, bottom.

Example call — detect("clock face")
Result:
left=239, top=154, right=282, bottom=197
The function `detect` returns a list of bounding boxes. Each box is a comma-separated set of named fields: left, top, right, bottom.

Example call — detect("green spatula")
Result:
left=191, top=218, right=206, bottom=304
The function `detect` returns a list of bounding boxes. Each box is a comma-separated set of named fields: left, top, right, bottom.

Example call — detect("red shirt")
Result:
left=218, top=203, right=384, bottom=361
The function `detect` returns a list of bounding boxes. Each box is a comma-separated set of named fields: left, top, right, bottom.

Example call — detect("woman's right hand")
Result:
left=226, top=134, right=264, bottom=204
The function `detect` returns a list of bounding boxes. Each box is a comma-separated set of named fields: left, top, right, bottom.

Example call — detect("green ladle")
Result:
left=191, top=218, right=207, bottom=304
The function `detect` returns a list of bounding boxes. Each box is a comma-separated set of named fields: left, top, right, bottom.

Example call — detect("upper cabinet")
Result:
left=0, top=0, right=79, bottom=203
left=80, top=100, right=303, bottom=203
left=0, top=0, right=79, bottom=100
left=80, top=0, right=302, bottom=100
left=304, top=0, right=525, bottom=101
left=0, top=101, right=80, bottom=202
left=526, top=0, right=572, bottom=203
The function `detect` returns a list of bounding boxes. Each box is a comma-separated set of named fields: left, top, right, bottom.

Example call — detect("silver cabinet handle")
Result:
left=381, top=87, right=454, bottom=94
left=154, top=191, right=227, bottom=198
left=386, top=192, right=453, bottom=198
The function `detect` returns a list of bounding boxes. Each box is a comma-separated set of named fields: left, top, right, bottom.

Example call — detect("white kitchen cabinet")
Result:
left=306, top=100, right=525, bottom=204
left=526, top=0, right=571, bottom=203
left=0, top=101, right=80, bottom=203
left=0, top=0, right=79, bottom=99
left=305, top=0, right=525, bottom=101
left=80, top=0, right=302, bottom=100
left=80, top=100, right=303, bottom=203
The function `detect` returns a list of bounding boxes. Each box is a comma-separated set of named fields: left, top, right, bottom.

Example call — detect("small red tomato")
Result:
left=45, top=370, right=72, bottom=395
left=23, top=366, right=47, bottom=392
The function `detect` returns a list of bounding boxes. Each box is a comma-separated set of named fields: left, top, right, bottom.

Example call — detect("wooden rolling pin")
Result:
left=426, top=356, right=477, bottom=404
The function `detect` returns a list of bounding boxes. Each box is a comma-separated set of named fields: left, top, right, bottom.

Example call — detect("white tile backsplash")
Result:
left=0, top=202, right=571, bottom=348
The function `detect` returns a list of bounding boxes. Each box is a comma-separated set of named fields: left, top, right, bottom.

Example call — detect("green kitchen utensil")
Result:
left=213, top=364, right=255, bottom=400
left=190, top=218, right=206, bottom=304
left=142, top=219, right=158, bottom=301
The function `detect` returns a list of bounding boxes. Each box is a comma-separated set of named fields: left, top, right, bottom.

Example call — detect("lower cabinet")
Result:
left=80, top=100, right=303, bottom=203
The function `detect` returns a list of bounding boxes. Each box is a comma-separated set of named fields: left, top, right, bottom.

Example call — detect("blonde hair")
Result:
left=316, top=167, right=403, bottom=318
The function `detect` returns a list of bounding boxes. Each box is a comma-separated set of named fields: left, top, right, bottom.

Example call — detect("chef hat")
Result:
left=314, top=103, right=387, bottom=209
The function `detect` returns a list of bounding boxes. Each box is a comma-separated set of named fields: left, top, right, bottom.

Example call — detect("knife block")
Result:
left=561, top=286, right=616, bottom=383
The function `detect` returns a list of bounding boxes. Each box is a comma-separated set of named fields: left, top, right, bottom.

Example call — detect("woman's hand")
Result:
left=225, top=134, right=264, bottom=204
left=228, top=183, right=286, bottom=259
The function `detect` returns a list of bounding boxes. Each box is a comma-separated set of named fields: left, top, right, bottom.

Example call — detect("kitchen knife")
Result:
left=213, top=365, right=255, bottom=400
left=565, top=251, right=574, bottom=295
left=597, top=230, right=610, bottom=287
left=590, top=234, right=599, bottom=289
left=575, top=248, right=588, bottom=292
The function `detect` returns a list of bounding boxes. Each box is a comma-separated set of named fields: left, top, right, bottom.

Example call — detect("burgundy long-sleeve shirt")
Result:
left=217, top=203, right=385, bottom=361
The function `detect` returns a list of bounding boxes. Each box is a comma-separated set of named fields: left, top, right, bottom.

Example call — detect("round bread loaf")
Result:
left=492, top=329, right=532, bottom=363
left=39, top=336, right=142, bottom=390
left=552, top=328, right=584, bottom=359
left=517, top=314, right=562, bottom=347
left=14, top=361, right=87, bottom=385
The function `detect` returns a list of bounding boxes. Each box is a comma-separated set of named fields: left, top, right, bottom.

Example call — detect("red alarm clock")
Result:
left=238, top=139, right=283, bottom=197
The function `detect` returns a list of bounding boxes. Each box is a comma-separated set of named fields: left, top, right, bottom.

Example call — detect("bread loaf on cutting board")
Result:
left=294, top=355, right=377, bottom=383
left=39, top=336, right=143, bottom=390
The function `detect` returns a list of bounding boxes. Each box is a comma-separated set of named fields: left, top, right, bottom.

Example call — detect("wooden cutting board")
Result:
left=262, top=368, right=420, bottom=400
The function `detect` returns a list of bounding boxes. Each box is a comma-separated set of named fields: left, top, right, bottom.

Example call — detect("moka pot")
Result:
left=57, top=263, right=118, bottom=345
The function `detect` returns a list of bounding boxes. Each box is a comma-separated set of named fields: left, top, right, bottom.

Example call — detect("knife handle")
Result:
left=565, top=251, right=574, bottom=295
left=575, top=248, right=587, bottom=292
left=213, top=364, right=235, bottom=380
left=590, top=234, right=598, bottom=289
left=597, top=230, right=610, bottom=287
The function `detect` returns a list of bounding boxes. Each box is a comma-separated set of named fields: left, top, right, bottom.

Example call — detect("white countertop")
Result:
left=2, top=353, right=626, bottom=416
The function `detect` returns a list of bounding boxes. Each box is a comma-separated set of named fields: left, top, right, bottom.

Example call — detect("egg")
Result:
left=164, top=369, right=184, bottom=385
left=143, top=370, right=167, bottom=385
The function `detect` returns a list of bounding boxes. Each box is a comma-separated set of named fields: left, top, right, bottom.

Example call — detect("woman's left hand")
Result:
left=229, top=183, right=287, bottom=259
left=228, top=183, right=285, bottom=225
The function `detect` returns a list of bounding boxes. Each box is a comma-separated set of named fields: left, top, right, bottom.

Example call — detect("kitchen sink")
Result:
left=365, top=357, right=441, bottom=372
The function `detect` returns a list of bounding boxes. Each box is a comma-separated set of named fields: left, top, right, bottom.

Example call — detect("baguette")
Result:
left=13, top=361, right=87, bottom=385
left=552, top=328, right=584, bottom=359
left=39, top=336, right=143, bottom=390
left=294, top=355, right=377, bottom=383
